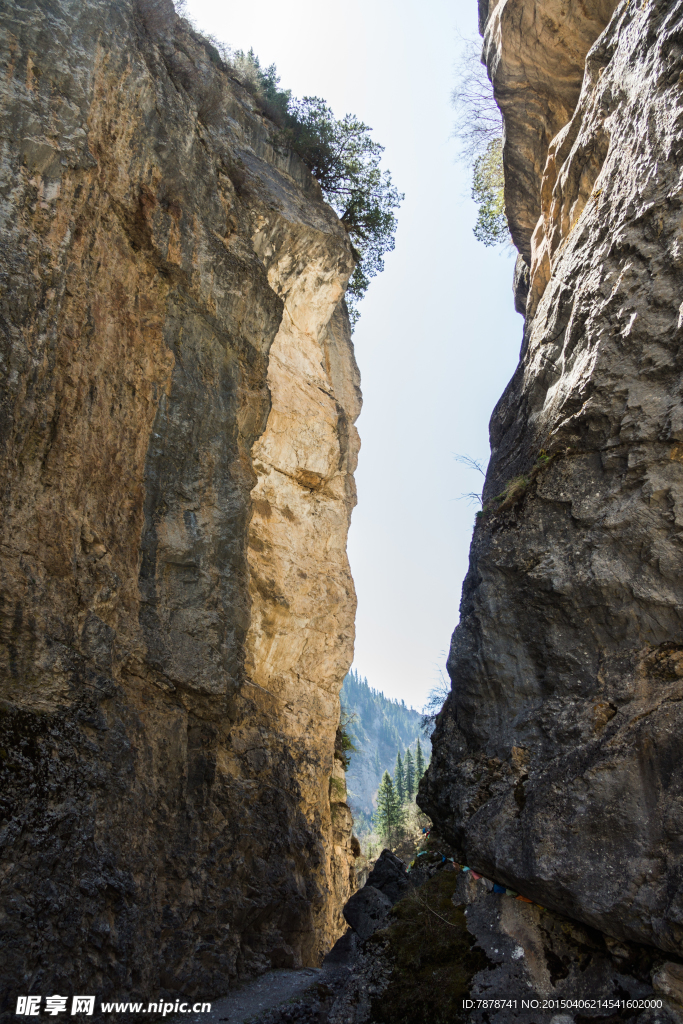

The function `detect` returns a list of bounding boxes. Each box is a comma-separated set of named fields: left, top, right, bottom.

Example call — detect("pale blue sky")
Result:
left=184, top=0, right=521, bottom=711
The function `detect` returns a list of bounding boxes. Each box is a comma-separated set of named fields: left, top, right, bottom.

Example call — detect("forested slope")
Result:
left=341, top=671, right=430, bottom=828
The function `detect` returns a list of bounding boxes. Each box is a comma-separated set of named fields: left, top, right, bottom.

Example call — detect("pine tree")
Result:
left=394, top=750, right=405, bottom=803
left=415, top=738, right=425, bottom=783
left=404, top=747, right=415, bottom=799
left=373, top=771, right=405, bottom=848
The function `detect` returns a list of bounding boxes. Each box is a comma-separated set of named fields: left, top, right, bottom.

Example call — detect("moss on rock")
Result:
left=368, top=869, right=490, bottom=1024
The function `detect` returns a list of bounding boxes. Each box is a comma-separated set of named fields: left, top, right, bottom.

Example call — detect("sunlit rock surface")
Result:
left=480, top=0, right=619, bottom=260
left=423, top=0, right=683, bottom=955
left=0, top=0, right=359, bottom=1008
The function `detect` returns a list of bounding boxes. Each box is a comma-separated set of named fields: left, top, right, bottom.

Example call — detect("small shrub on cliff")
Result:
left=231, top=49, right=292, bottom=125
left=478, top=450, right=557, bottom=520
left=421, top=676, right=449, bottom=735
left=337, top=707, right=358, bottom=771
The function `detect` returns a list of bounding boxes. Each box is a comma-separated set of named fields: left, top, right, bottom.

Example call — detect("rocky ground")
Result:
left=234, top=841, right=683, bottom=1024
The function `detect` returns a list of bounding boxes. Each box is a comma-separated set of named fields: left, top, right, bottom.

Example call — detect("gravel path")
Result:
left=166, top=968, right=323, bottom=1024
left=166, top=931, right=358, bottom=1024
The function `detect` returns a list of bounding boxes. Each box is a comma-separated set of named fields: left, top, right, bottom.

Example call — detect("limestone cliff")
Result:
left=423, top=0, right=683, bottom=956
left=0, top=0, right=359, bottom=1010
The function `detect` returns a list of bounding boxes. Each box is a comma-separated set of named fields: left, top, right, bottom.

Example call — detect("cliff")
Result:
left=423, top=0, right=683, bottom=957
left=0, top=0, right=359, bottom=1009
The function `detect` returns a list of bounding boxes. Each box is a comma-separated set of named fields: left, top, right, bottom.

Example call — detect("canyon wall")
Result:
left=0, top=0, right=359, bottom=1010
left=423, top=0, right=683, bottom=955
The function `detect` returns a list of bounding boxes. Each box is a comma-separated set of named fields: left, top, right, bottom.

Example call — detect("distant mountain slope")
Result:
left=341, top=670, right=431, bottom=825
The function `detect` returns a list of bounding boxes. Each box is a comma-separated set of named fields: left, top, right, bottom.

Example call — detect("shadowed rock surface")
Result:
left=0, top=0, right=359, bottom=1012
left=341, top=851, right=412, bottom=940
left=363, top=850, right=412, bottom=906
left=422, top=0, right=683, bottom=958
left=248, top=857, right=683, bottom=1024
left=342, top=887, right=393, bottom=942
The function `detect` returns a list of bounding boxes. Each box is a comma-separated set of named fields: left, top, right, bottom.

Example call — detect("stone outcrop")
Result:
left=342, top=850, right=412, bottom=941
left=342, top=886, right=392, bottom=942
left=481, top=0, right=619, bottom=260
left=326, top=863, right=679, bottom=1024
left=0, top=0, right=359, bottom=1011
left=423, top=0, right=683, bottom=957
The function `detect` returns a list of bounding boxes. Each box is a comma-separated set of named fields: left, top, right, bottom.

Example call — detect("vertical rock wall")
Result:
left=422, top=0, right=683, bottom=956
left=0, top=0, right=359, bottom=1010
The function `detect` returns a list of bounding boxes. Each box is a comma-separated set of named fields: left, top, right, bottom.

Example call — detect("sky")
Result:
left=183, top=0, right=522, bottom=712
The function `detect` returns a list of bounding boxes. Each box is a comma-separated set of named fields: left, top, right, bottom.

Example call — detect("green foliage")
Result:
left=340, top=671, right=431, bottom=852
left=337, top=706, right=359, bottom=770
left=281, top=99, right=403, bottom=323
left=231, top=49, right=291, bottom=123
left=415, top=738, right=425, bottom=783
left=341, top=671, right=430, bottom=795
left=394, top=751, right=406, bottom=803
left=472, top=138, right=507, bottom=247
left=229, top=52, right=403, bottom=327
left=478, top=450, right=557, bottom=521
left=330, top=775, right=346, bottom=800
left=373, top=771, right=405, bottom=849
left=404, top=748, right=415, bottom=800
left=451, top=38, right=509, bottom=249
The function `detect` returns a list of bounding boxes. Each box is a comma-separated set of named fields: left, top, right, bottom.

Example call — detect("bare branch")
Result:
left=421, top=670, right=451, bottom=735
left=451, top=36, right=503, bottom=166
left=408, top=887, right=462, bottom=928
left=459, top=491, right=483, bottom=507
left=454, top=453, right=486, bottom=475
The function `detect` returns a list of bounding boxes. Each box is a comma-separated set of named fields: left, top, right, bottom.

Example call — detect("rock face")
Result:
left=0, top=0, right=359, bottom=1010
left=422, top=0, right=683, bottom=957
left=481, top=0, right=619, bottom=260
left=363, top=849, right=412, bottom=906
left=342, top=886, right=393, bottom=942
left=342, top=850, right=412, bottom=941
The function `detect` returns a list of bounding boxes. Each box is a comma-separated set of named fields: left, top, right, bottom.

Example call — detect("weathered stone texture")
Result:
left=422, top=0, right=683, bottom=956
left=0, top=0, right=359, bottom=1011
left=483, top=0, right=619, bottom=260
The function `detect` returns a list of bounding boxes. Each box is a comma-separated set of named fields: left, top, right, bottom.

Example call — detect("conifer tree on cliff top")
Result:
left=404, top=747, right=415, bottom=800
left=228, top=50, right=403, bottom=327
left=415, top=738, right=425, bottom=783
left=394, top=750, right=405, bottom=803
left=374, top=771, right=405, bottom=849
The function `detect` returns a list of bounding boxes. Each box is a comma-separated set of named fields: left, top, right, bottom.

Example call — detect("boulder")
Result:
left=343, top=885, right=393, bottom=941
left=365, top=849, right=412, bottom=905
